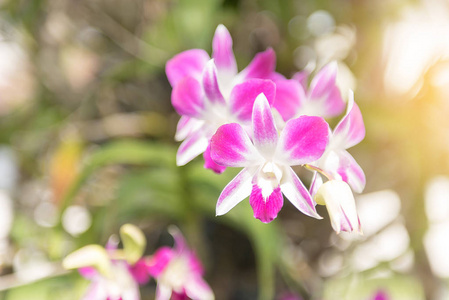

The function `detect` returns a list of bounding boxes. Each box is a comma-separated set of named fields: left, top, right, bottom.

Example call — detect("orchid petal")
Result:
left=229, top=79, right=276, bottom=122
left=171, top=76, right=205, bottom=118
left=252, top=93, right=278, bottom=157
left=280, top=167, right=321, bottom=219
left=212, top=24, right=237, bottom=77
left=176, top=130, right=208, bottom=166
left=168, top=226, right=189, bottom=256
left=309, top=61, right=338, bottom=100
left=276, top=116, right=329, bottom=165
left=333, top=91, right=365, bottom=149
left=202, top=60, right=225, bottom=105
left=129, top=259, right=150, bottom=285
left=147, top=247, right=174, bottom=277
left=273, top=79, right=305, bottom=121
left=268, top=71, right=286, bottom=82
left=166, top=49, right=210, bottom=86
left=210, top=123, right=262, bottom=167
left=321, top=86, right=346, bottom=117
left=188, top=252, right=205, bottom=276
left=249, top=184, right=283, bottom=223
left=185, top=276, right=215, bottom=300
left=314, top=180, right=361, bottom=234
left=334, top=150, right=366, bottom=193
left=156, top=283, right=172, bottom=300
left=203, top=144, right=226, bottom=174
left=175, top=116, right=204, bottom=142
left=292, top=70, right=309, bottom=90
left=240, top=48, right=276, bottom=80
left=82, top=281, right=107, bottom=300
left=78, top=266, right=98, bottom=279
left=309, top=171, right=324, bottom=197
left=216, top=167, right=258, bottom=216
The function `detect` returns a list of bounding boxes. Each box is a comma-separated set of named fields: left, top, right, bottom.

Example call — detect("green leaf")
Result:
left=60, top=140, right=176, bottom=212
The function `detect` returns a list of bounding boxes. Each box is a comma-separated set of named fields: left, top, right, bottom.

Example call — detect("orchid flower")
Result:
left=314, top=180, right=362, bottom=234
left=273, top=62, right=346, bottom=121
left=63, top=224, right=148, bottom=300
left=210, top=93, right=329, bottom=223
left=147, top=227, right=214, bottom=300
left=166, top=24, right=277, bottom=173
left=308, top=90, right=366, bottom=193
left=371, top=290, right=390, bottom=300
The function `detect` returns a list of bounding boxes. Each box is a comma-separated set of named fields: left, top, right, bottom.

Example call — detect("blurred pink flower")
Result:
left=147, top=228, right=214, bottom=300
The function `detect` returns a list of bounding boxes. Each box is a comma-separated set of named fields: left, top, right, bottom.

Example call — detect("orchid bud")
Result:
left=315, top=180, right=362, bottom=234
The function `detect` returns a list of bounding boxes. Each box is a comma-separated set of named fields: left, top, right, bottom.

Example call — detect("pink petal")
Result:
left=280, top=167, right=321, bottom=219
left=373, top=290, right=390, bottom=300
left=203, top=144, right=226, bottom=174
left=334, top=150, right=366, bottom=193
left=129, top=259, right=150, bottom=285
left=268, top=71, right=286, bottom=82
left=188, top=252, right=205, bottom=276
left=273, top=79, right=305, bottom=121
left=166, top=49, right=210, bottom=87
left=249, top=184, right=283, bottom=223
left=202, top=60, right=225, bottom=105
left=171, top=76, right=205, bottom=118
left=292, top=70, right=309, bottom=90
left=216, top=167, right=258, bottom=216
left=252, top=93, right=278, bottom=157
left=309, top=61, right=338, bottom=100
left=147, top=247, right=174, bottom=277
left=276, top=116, right=329, bottom=165
left=175, top=116, right=204, bottom=142
left=320, top=85, right=346, bottom=117
left=229, top=79, right=276, bottom=122
left=210, top=123, right=262, bottom=167
left=333, top=92, right=365, bottom=149
left=240, top=48, right=276, bottom=80
left=176, top=130, right=209, bottom=166
left=212, top=25, right=237, bottom=76
left=167, top=227, right=190, bottom=259
left=78, top=266, right=98, bottom=279
left=184, top=276, right=215, bottom=300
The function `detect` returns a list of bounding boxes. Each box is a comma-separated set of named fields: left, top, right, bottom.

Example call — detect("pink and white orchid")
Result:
left=78, top=259, right=142, bottom=300
left=274, top=62, right=346, bottom=121
left=166, top=24, right=278, bottom=173
left=147, top=227, right=214, bottom=300
left=309, top=90, right=366, bottom=193
left=63, top=225, right=149, bottom=300
left=210, top=93, right=329, bottom=223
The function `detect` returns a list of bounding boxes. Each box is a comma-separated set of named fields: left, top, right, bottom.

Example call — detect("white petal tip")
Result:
left=312, top=212, right=323, bottom=220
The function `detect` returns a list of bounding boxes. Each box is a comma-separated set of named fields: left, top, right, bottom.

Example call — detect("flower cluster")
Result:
left=63, top=224, right=214, bottom=300
left=167, top=25, right=366, bottom=233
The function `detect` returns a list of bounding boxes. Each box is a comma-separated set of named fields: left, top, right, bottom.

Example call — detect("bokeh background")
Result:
left=0, top=0, right=448, bottom=299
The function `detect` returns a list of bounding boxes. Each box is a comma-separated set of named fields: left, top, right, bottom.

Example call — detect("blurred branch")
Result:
left=0, top=262, right=68, bottom=292
left=80, top=2, right=169, bottom=66
left=75, top=112, right=170, bottom=142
